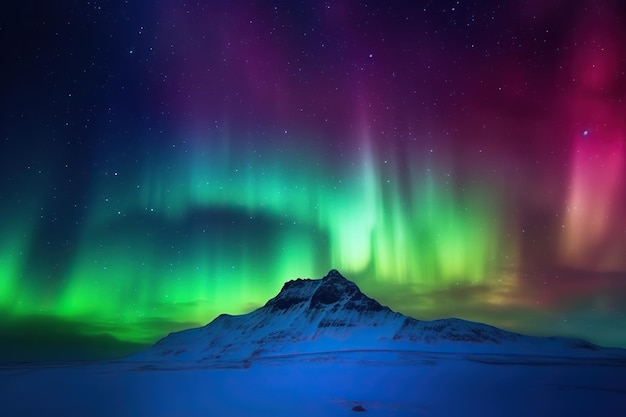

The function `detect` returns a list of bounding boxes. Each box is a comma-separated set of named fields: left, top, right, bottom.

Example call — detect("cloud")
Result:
left=359, top=272, right=626, bottom=348
left=0, top=313, right=149, bottom=363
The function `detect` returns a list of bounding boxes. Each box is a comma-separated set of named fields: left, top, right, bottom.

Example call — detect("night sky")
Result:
left=1, top=0, right=625, bottom=361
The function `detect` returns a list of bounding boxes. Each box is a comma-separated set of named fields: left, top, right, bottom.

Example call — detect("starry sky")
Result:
left=1, top=0, right=625, bottom=361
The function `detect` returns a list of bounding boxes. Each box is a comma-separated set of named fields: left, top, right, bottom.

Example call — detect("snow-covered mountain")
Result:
left=131, top=269, right=619, bottom=363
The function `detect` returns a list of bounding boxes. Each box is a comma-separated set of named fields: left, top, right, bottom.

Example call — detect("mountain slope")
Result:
left=131, top=270, right=615, bottom=363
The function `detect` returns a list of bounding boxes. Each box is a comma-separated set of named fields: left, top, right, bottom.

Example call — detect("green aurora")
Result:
left=1, top=1, right=625, bottom=361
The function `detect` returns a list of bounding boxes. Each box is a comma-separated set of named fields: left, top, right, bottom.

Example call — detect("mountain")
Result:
left=131, top=269, right=618, bottom=363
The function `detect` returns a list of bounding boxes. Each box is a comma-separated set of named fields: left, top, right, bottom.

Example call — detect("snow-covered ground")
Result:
left=2, top=350, right=625, bottom=417
left=3, top=271, right=625, bottom=416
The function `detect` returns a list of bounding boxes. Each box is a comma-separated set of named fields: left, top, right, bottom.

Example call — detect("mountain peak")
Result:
left=323, top=269, right=346, bottom=281
left=311, top=270, right=362, bottom=307
left=264, top=269, right=387, bottom=313
left=134, top=269, right=623, bottom=364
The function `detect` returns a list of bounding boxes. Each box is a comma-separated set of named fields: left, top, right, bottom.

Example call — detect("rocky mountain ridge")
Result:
left=131, top=269, right=616, bottom=363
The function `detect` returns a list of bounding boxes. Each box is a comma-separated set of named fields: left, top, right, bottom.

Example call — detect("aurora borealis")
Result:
left=1, top=1, right=625, bottom=361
